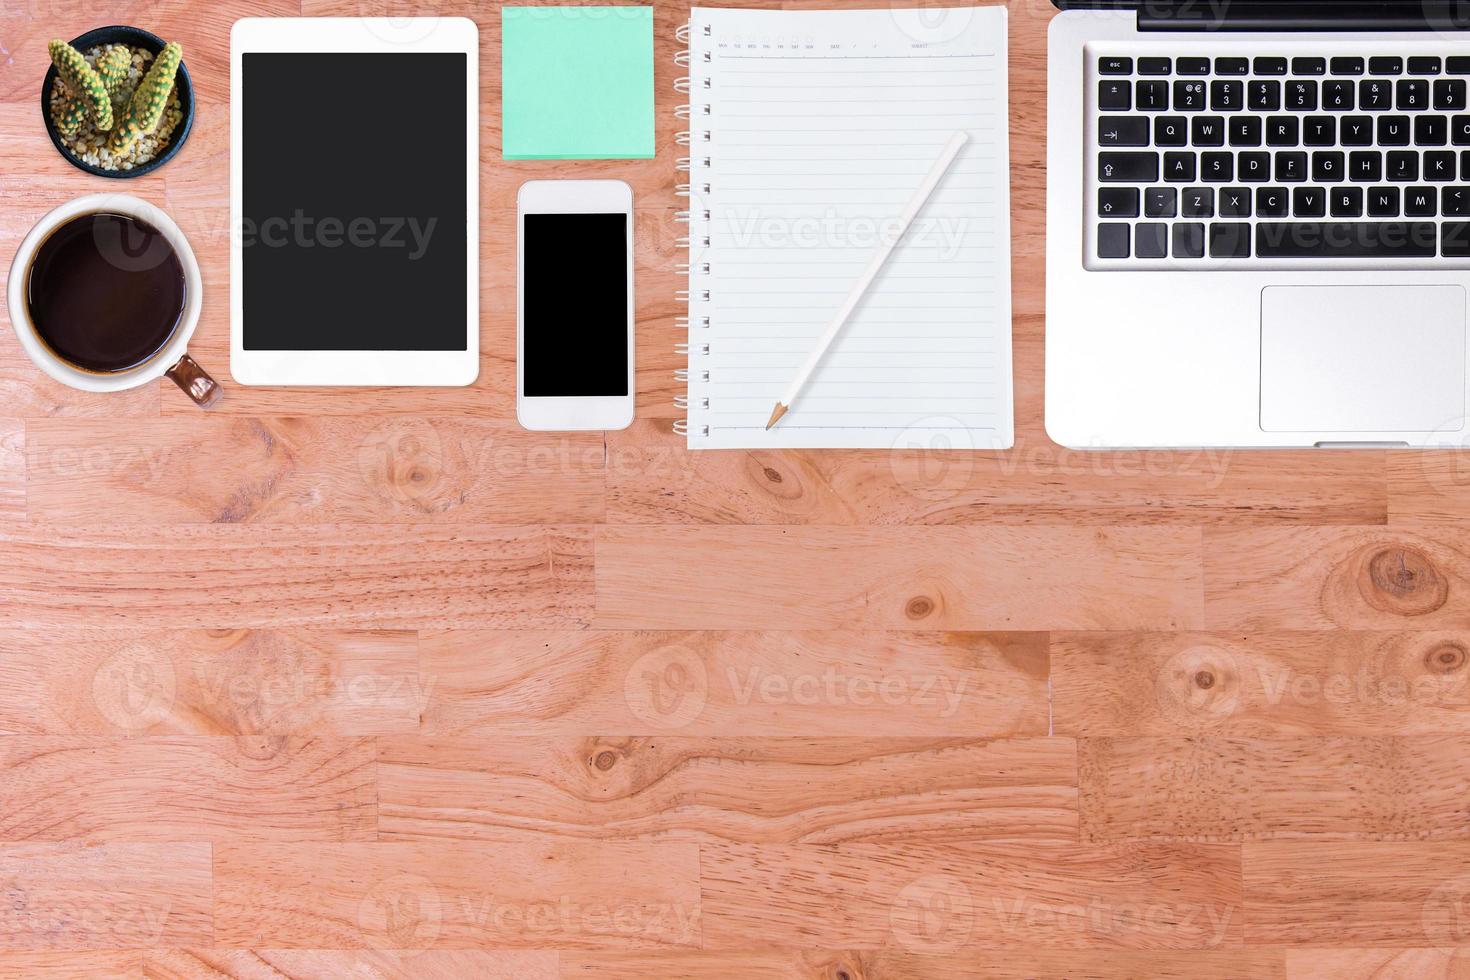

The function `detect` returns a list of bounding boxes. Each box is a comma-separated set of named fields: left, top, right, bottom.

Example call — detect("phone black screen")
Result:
left=522, top=212, right=630, bottom=397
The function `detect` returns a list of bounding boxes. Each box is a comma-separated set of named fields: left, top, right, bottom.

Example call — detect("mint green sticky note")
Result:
left=502, top=6, right=654, bottom=160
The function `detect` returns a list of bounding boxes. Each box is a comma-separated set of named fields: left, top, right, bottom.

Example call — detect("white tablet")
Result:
left=230, top=17, right=478, bottom=386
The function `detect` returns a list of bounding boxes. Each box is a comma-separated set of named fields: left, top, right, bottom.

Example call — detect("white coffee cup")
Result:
left=6, top=192, right=220, bottom=406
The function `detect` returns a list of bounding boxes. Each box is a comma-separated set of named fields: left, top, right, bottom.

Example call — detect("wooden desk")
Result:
left=0, top=0, right=1462, bottom=976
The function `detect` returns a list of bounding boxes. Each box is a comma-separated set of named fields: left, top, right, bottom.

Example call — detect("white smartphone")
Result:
left=516, top=179, right=635, bottom=431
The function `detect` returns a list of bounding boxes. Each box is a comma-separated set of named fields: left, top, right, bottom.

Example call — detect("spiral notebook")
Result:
left=674, top=6, right=1012, bottom=450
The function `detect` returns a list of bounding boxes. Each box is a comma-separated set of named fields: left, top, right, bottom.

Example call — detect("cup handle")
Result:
left=164, top=353, right=222, bottom=408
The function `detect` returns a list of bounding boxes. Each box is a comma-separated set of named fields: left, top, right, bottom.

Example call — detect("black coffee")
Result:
left=26, top=212, right=186, bottom=373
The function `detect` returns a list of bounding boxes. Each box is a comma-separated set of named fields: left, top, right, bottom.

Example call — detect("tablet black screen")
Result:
left=242, top=52, right=467, bottom=351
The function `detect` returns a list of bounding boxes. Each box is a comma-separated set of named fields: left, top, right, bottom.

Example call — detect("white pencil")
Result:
left=766, top=130, right=971, bottom=430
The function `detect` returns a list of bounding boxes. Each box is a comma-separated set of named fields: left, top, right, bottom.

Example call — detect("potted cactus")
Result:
left=41, top=26, right=195, bottom=177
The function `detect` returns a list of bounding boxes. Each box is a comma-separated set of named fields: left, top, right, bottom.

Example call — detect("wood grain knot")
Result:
left=744, top=454, right=803, bottom=502
left=1194, top=669, right=1215, bottom=690
left=1359, top=546, right=1449, bottom=617
left=905, top=596, right=935, bottom=620
left=1426, top=642, right=1468, bottom=675
left=592, top=750, right=619, bottom=771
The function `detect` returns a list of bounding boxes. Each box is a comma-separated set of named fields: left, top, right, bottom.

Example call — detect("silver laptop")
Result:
left=1047, top=0, right=1470, bottom=448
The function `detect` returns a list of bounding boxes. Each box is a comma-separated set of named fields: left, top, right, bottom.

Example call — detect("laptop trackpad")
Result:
left=1260, top=284, right=1466, bottom=432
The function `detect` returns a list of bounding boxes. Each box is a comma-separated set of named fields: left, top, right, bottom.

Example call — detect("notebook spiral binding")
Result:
left=673, top=20, right=713, bottom=438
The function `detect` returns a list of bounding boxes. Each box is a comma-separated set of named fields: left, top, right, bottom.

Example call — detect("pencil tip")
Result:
left=765, top=403, right=788, bottom=430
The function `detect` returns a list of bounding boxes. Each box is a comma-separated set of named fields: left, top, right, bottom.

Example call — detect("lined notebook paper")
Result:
left=677, top=6, right=1012, bottom=449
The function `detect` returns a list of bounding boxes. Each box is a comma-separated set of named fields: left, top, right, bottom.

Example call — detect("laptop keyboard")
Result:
left=1091, top=51, right=1470, bottom=265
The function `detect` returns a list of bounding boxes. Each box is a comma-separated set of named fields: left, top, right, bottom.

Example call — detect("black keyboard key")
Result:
left=1256, top=221, right=1436, bottom=257
left=1409, top=56, right=1442, bottom=76
left=1230, top=116, right=1263, bottom=146
left=1210, top=80, right=1244, bottom=111
left=1099, top=187, right=1140, bottom=217
left=1368, top=186, right=1400, bottom=216
left=1256, top=186, right=1290, bottom=217
left=1322, top=80, right=1354, bottom=111
left=1173, top=223, right=1205, bottom=258
left=1293, top=186, right=1327, bottom=217
left=1360, top=79, right=1393, bottom=111
left=1292, top=57, right=1326, bottom=76
left=1173, top=80, right=1207, bottom=111
left=1249, top=80, right=1282, bottom=111
left=1177, top=57, right=1210, bottom=75
left=1275, top=151, right=1308, bottom=182
left=1099, top=152, right=1159, bottom=182
left=1267, top=116, right=1300, bottom=145
left=1144, top=186, right=1177, bottom=217
left=1163, top=151, right=1196, bottom=182
left=1450, top=57, right=1470, bottom=75
left=1208, top=223, right=1251, bottom=257
left=1136, top=222, right=1169, bottom=258
left=1379, top=115, right=1411, bottom=145
left=1398, top=79, right=1429, bottom=110
left=1219, top=187, right=1251, bottom=217
left=1254, top=57, right=1287, bottom=76
left=1097, top=222, right=1131, bottom=258
left=1439, top=185, right=1468, bottom=215
left=1304, top=116, right=1336, bottom=145
left=1405, top=186, right=1438, bottom=216
left=1387, top=150, right=1418, bottom=181
left=1137, top=80, right=1169, bottom=111
left=1369, top=56, right=1403, bottom=75
left=1239, top=151, right=1271, bottom=181
left=1443, top=222, right=1470, bottom=255
left=1215, top=57, right=1249, bottom=76
left=1455, top=115, right=1470, bottom=144
left=1436, top=79, right=1468, bottom=111
left=1138, top=57, right=1171, bottom=76
left=1201, top=151, right=1234, bottom=182
left=1311, top=150, right=1344, bottom=182
left=1181, top=186, right=1214, bottom=217
left=1330, top=57, right=1365, bottom=76
left=1416, top=114, right=1448, bottom=145
left=1099, top=56, right=1132, bottom=75
left=1154, top=116, right=1188, bottom=146
left=1463, top=150, right=1470, bottom=179
left=1286, top=79, right=1318, bottom=111
left=1099, top=116, right=1150, bottom=146
left=1340, top=115, right=1374, bottom=145
left=1191, top=116, right=1225, bottom=146
left=1331, top=186, right=1365, bottom=216
left=1427, top=150, right=1458, bottom=181
left=1350, top=150, right=1384, bottom=181
left=1099, top=80, right=1131, bottom=111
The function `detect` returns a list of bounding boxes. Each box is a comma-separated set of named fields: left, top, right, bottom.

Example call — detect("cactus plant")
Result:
left=48, top=39, right=112, bottom=130
left=54, top=92, right=89, bottom=138
left=108, top=41, right=181, bottom=155
left=96, top=45, right=131, bottom=105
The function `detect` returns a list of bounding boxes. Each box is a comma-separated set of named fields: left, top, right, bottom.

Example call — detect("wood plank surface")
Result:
left=1052, top=630, right=1470, bottom=736
left=1244, top=842, right=1470, bottom=946
left=0, top=628, right=422, bottom=735
left=0, top=525, right=594, bottom=628
left=213, top=841, right=702, bottom=948
left=418, top=629, right=1049, bottom=736
left=699, top=841, right=1243, bottom=949
left=1079, top=736, right=1470, bottom=843
left=377, top=735, right=1077, bottom=843
left=595, top=525, right=1204, bottom=629
left=562, top=949, right=1290, bottom=979
left=0, top=0, right=1460, bottom=974
left=0, top=842, right=212, bottom=950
